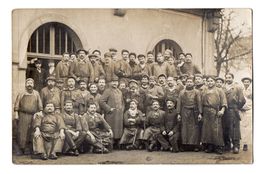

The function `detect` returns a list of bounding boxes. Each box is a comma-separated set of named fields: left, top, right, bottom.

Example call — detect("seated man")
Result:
left=62, top=100, right=87, bottom=156
left=143, top=100, right=170, bottom=152
left=32, top=102, right=65, bottom=160
left=119, top=99, right=145, bottom=150
left=80, top=102, right=113, bottom=153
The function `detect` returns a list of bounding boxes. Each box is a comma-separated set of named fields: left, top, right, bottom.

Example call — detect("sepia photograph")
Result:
left=11, top=8, right=252, bottom=165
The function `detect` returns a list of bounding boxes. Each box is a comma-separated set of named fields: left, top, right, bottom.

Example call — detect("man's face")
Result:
left=119, top=83, right=126, bottom=90
left=152, top=101, right=160, bottom=110
left=88, top=104, right=97, bottom=114
left=147, top=54, right=154, bottom=63
left=179, top=54, right=185, bottom=61
left=78, top=51, right=86, bottom=60
left=225, top=75, right=233, bottom=85
left=63, top=53, right=70, bottom=61
left=167, top=77, right=175, bottom=87
left=111, top=81, right=119, bottom=88
left=176, top=79, right=182, bottom=85
left=243, top=79, right=251, bottom=89
left=56, top=82, right=64, bottom=89
left=98, top=79, right=106, bottom=89
left=186, top=79, right=194, bottom=88
left=89, top=84, right=98, bottom=94
left=158, top=76, right=166, bottom=85
left=129, top=55, right=136, bottom=63
left=157, top=54, right=164, bottom=63
left=138, top=56, right=146, bottom=64
left=67, top=78, right=75, bottom=88
left=130, top=86, right=137, bottom=94
left=70, top=55, right=77, bottom=61
left=25, top=80, right=34, bottom=90
left=207, top=78, right=215, bottom=88
left=35, top=63, right=41, bottom=69
left=79, top=82, right=87, bottom=91
left=166, top=100, right=175, bottom=110
left=45, top=103, right=55, bottom=113
left=167, top=57, right=174, bottom=65
left=164, top=52, right=171, bottom=59
left=195, top=76, right=203, bottom=85
left=110, top=51, right=117, bottom=57
left=141, top=77, right=149, bottom=85
left=64, top=102, right=73, bottom=112
left=48, top=62, right=55, bottom=67
left=216, top=80, right=224, bottom=88
left=122, top=52, right=129, bottom=60
left=185, top=55, right=192, bottom=63
left=129, top=101, right=137, bottom=110
left=47, top=80, right=55, bottom=88
left=149, top=79, right=156, bottom=87
left=89, top=56, right=96, bottom=64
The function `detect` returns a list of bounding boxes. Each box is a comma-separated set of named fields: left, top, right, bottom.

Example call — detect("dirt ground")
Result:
left=13, top=145, right=253, bottom=165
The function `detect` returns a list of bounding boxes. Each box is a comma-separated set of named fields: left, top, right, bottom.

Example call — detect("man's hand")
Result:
left=217, top=109, right=225, bottom=118
left=72, top=131, right=80, bottom=139
left=59, top=129, right=65, bottom=139
left=87, top=131, right=96, bottom=143
left=14, top=111, right=19, bottom=120
left=198, top=114, right=203, bottom=121
left=108, top=129, right=113, bottom=138
left=34, top=127, right=41, bottom=138
left=55, top=109, right=61, bottom=114
left=168, top=131, right=174, bottom=136
left=177, top=114, right=181, bottom=121
left=162, top=131, right=167, bottom=135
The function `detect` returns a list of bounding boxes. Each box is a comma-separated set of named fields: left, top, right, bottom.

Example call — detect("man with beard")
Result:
left=26, top=59, right=47, bottom=92
left=97, top=77, right=107, bottom=95
left=86, top=83, right=102, bottom=114
left=201, top=76, right=227, bottom=154
left=99, top=76, right=125, bottom=149
left=61, top=77, right=85, bottom=115
left=62, top=100, right=86, bottom=156
left=177, top=76, right=202, bottom=152
left=216, top=77, right=225, bottom=89
left=40, top=76, right=61, bottom=113
left=151, top=52, right=171, bottom=78
left=14, top=78, right=43, bottom=155
left=223, top=73, right=246, bottom=154
left=179, top=53, right=201, bottom=76
left=115, top=49, right=132, bottom=81
left=89, top=54, right=105, bottom=83
left=70, top=49, right=94, bottom=84
left=103, top=52, right=117, bottom=83
left=56, top=52, right=71, bottom=84
left=32, top=102, right=65, bottom=160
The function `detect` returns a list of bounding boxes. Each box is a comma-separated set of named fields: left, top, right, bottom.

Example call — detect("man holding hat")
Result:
left=89, top=53, right=105, bottom=83
left=70, top=49, right=94, bottom=84
left=99, top=76, right=125, bottom=149
left=14, top=78, right=43, bottom=155
left=40, top=76, right=61, bottom=113
left=240, top=77, right=252, bottom=151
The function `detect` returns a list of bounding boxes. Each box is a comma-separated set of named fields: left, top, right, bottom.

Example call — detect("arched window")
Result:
left=153, top=39, right=183, bottom=60
left=27, top=22, right=82, bottom=69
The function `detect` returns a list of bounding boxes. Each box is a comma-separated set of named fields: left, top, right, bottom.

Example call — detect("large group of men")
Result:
left=13, top=48, right=252, bottom=160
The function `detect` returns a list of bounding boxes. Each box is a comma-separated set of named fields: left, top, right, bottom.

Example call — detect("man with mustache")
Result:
left=89, top=54, right=105, bottom=83
left=179, top=53, right=201, bottom=76
left=14, top=78, right=43, bottom=155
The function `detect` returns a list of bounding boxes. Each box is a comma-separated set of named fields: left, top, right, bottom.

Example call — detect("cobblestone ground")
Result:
left=13, top=144, right=252, bottom=165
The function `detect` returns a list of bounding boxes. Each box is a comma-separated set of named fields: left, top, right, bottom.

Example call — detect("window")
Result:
left=153, top=39, right=183, bottom=60
left=27, top=22, right=81, bottom=70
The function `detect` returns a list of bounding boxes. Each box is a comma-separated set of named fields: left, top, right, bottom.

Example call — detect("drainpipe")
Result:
left=201, top=10, right=207, bottom=75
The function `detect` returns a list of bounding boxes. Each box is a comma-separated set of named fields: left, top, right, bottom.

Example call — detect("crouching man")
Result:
left=80, top=102, right=113, bottom=153
left=32, top=102, right=65, bottom=160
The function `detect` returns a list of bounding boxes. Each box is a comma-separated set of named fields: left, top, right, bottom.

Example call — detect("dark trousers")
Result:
left=63, top=130, right=87, bottom=153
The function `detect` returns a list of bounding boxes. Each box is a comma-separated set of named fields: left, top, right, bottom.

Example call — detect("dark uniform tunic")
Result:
left=32, top=113, right=66, bottom=155
left=14, top=90, right=43, bottom=149
left=177, top=87, right=202, bottom=145
left=26, top=68, right=47, bottom=92
left=223, top=83, right=246, bottom=148
left=180, top=62, right=201, bottom=76
left=119, top=109, right=144, bottom=146
left=201, top=87, right=227, bottom=146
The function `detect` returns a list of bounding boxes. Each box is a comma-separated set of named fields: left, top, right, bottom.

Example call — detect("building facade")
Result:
left=12, top=9, right=220, bottom=110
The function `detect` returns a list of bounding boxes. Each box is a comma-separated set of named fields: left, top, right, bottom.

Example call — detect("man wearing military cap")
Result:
left=40, top=76, right=61, bottom=113
left=89, top=53, right=105, bottom=83
left=100, top=75, right=125, bottom=149
left=14, top=78, right=43, bottom=155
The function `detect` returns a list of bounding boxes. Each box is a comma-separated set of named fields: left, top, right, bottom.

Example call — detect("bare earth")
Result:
left=13, top=145, right=253, bottom=165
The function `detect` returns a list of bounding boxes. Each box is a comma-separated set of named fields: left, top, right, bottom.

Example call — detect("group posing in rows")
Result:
left=13, top=48, right=252, bottom=160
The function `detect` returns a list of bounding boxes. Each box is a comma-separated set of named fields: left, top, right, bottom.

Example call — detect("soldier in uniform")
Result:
left=223, top=73, right=246, bottom=154
left=14, top=78, right=43, bottom=155
left=32, top=102, right=65, bottom=160
left=177, top=76, right=202, bottom=152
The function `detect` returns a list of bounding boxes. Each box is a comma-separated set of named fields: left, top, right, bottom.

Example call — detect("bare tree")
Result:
left=214, top=10, right=252, bottom=76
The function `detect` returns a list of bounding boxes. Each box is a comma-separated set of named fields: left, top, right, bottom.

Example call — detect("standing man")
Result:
left=223, top=73, right=246, bottom=154
left=147, top=51, right=155, bottom=65
left=109, top=48, right=118, bottom=61
left=99, top=76, right=125, bottom=149
left=40, top=76, right=61, bottom=113
left=26, top=59, right=47, bottom=92
left=70, top=49, right=94, bottom=84
left=151, top=52, right=171, bottom=78
left=97, top=77, right=107, bottom=95
left=137, top=54, right=152, bottom=77
left=103, top=52, right=117, bottom=83
left=240, top=77, right=252, bottom=151
left=89, top=54, right=105, bottom=83
left=14, top=78, right=43, bottom=155
left=179, top=53, right=201, bottom=76
left=115, top=49, right=132, bottom=81
left=56, top=52, right=71, bottom=84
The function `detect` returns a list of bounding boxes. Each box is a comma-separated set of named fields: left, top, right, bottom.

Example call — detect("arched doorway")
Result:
left=26, top=22, right=82, bottom=72
left=153, top=39, right=183, bottom=60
